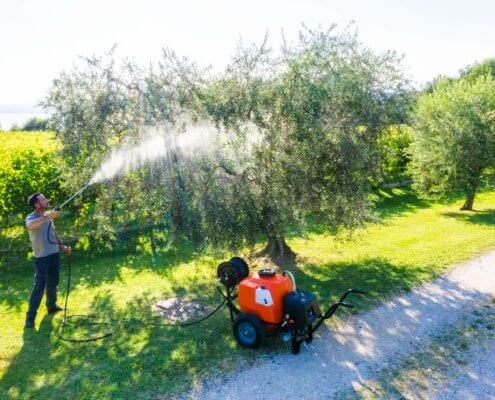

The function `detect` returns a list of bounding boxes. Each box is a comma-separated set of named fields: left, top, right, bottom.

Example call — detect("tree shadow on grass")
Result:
left=441, top=209, right=495, bottom=226
left=0, top=314, right=57, bottom=400
left=0, top=273, right=31, bottom=313
left=373, top=188, right=432, bottom=221
left=293, top=257, right=439, bottom=313
left=0, top=242, right=203, bottom=311
left=0, top=289, right=249, bottom=400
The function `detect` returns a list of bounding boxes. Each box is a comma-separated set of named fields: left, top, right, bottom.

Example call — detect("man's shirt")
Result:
left=25, top=212, right=59, bottom=258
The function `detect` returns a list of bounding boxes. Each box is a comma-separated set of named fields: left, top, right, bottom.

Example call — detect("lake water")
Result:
left=0, top=112, right=47, bottom=130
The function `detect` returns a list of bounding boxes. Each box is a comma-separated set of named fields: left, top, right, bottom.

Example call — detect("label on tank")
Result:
left=255, top=287, right=274, bottom=306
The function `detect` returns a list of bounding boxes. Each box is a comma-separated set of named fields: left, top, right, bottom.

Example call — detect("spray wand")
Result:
left=55, top=182, right=92, bottom=210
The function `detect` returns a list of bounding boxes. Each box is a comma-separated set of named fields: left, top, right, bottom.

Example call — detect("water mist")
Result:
left=56, top=122, right=237, bottom=209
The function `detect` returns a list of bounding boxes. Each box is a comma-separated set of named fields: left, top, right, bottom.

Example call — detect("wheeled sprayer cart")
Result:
left=216, top=257, right=366, bottom=354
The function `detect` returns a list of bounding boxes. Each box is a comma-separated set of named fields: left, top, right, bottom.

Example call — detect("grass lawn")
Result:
left=1, top=188, right=494, bottom=399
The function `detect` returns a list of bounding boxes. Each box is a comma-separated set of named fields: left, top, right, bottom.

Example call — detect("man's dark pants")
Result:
left=26, top=252, right=60, bottom=323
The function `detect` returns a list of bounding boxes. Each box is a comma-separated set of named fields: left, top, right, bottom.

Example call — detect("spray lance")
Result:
left=54, top=182, right=92, bottom=211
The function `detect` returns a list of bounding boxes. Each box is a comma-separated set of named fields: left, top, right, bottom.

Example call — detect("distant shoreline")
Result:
left=0, top=106, right=47, bottom=130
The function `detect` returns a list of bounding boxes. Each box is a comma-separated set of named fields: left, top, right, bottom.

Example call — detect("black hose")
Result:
left=126, top=297, right=228, bottom=327
left=47, top=221, right=226, bottom=343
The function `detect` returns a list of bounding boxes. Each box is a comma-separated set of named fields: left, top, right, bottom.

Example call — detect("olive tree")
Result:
left=43, top=49, right=207, bottom=249
left=409, top=73, right=495, bottom=210
left=201, top=26, right=408, bottom=259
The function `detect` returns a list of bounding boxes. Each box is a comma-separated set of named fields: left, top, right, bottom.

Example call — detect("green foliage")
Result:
left=461, top=58, right=495, bottom=81
left=9, top=123, right=21, bottom=131
left=0, top=132, right=62, bottom=221
left=20, top=116, right=51, bottom=131
left=376, top=125, right=412, bottom=184
left=409, top=72, right=495, bottom=209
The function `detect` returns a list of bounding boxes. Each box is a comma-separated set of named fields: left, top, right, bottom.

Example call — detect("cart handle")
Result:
left=295, top=288, right=367, bottom=347
left=338, top=288, right=367, bottom=303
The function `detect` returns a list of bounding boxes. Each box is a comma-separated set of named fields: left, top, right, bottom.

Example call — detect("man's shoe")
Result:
left=47, top=305, right=64, bottom=314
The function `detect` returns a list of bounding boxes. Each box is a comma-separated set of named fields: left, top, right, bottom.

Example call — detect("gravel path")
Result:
left=346, top=299, right=495, bottom=399
left=434, top=334, right=495, bottom=400
left=189, top=249, right=495, bottom=400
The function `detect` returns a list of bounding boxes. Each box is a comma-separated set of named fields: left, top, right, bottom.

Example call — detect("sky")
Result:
left=1, top=0, right=494, bottom=115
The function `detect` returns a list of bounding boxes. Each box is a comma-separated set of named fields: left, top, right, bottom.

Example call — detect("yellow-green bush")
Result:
left=0, top=131, right=62, bottom=221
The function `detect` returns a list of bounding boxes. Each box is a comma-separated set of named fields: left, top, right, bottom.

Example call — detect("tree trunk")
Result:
left=260, top=234, right=295, bottom=261
left=258, top=206, right=296, bottom=265
left=460, top=184, right=477, bottom=211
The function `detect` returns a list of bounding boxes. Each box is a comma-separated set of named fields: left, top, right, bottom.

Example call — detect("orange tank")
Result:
left=238, top=272, right=294, bottom=324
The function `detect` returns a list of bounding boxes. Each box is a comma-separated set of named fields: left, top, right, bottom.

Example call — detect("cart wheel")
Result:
left=291, top=336, right=301, bottom=354
left=233, top=314, right=265, bottom=349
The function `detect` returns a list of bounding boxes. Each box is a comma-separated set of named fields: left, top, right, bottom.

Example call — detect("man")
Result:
left=25, top=193, right=72, bottom=328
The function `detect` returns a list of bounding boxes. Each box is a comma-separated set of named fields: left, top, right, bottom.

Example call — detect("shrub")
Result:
left=0, top=131, right=62, bottom=222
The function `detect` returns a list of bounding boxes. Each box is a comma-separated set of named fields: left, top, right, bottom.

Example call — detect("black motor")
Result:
left=284, top=289, right=321, bottom=330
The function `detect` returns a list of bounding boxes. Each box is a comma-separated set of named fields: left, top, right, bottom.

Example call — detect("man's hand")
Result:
left=61, top=245, right=72, bottom=255
left=46, top=210, right=60, bottom=219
